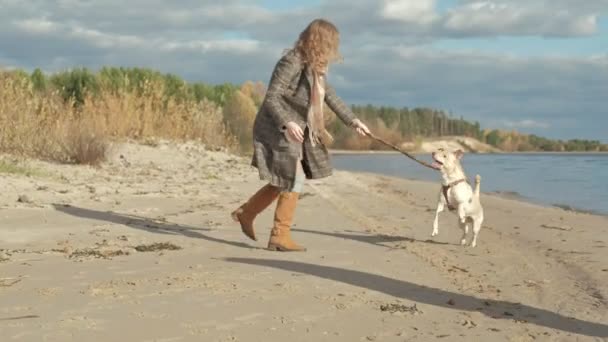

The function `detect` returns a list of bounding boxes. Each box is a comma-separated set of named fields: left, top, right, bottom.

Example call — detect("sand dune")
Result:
left=401, top=136, right=501, bottom=153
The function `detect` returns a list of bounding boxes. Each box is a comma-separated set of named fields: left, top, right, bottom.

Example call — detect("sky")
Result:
left=1, top=0, right=607, bottom=142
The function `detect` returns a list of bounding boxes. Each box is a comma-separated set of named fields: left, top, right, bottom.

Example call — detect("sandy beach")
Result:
left=1, top=141, right=607, bottom=341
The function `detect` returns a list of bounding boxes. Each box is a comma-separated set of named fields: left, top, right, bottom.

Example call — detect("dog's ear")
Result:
left=454, top=149, right=464, bottom=160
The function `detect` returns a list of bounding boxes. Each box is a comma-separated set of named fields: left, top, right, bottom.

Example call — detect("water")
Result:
left=331, top=153, right=608, bottom=215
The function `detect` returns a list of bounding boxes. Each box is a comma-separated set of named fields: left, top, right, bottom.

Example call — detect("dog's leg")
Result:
left=460, top=218, right=471, bottom=246
left=458, top=205, right=466, bottom=225
left=432, top=200, right=445, bottom=237
left=471, top=217, right=483, bottom=248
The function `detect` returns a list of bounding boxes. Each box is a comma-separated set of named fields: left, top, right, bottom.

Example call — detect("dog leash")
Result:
left=364, top=132, right=438, bottom=171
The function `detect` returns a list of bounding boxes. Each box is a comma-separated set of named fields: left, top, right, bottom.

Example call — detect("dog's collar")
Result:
left=443, top=178, right=467, bottom=188
left=442, top=178, right=468, bottom=211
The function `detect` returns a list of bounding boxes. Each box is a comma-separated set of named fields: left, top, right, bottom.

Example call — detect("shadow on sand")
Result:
left=52, top=204, right=608, bottom=337
left=293, top=228, right=450, bottom=247
left=52, top=204, right=257, bottom=250
left=224, top=258, right=608, bottom=338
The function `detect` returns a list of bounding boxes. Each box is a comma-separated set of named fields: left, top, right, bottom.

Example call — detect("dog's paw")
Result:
left=431, top=230, right=438, bottom=237
left=460, top=238, right=467, bottom=246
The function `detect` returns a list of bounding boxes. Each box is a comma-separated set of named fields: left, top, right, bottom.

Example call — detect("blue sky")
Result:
left=1, top=0, right=606, bottom=141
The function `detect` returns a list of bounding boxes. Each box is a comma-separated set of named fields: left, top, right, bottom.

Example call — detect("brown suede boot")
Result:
left=231, top=184, right=280, bottom=241
left=267, top=192, right=306, bottom=252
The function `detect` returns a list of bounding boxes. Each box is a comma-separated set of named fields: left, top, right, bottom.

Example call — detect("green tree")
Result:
left=30, top=68, right=47, bottom=92
left=485, top=130, right=502, bottom=147
left=50, top=68, right=99, bottom=106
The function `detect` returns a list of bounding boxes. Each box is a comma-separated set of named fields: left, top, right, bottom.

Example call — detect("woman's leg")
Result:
left=267, top=160, right=306, bottom=251
left=231, top=183, right=280, bottom=241
left=290, top=159, right=306, bottom=193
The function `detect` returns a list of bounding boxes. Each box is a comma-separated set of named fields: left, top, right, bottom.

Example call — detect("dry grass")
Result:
left=0, top=72, right=87, bottom=163
left=222, top=89, right=256, bottom=152
left=84, top=78, right=234, bottom=146
left=0, top=70, right=235, bottom=165
left=62, top=120, right=110, bottom=166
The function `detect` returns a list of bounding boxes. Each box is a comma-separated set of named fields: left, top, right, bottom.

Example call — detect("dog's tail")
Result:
left=474, top=174, right=481, bottom=197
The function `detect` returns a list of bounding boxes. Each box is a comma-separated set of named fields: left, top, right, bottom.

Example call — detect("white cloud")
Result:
left=381, top=0, right=438, bottom=24
left=160, top=39, right=261, bottom=54
left=69, top=27, right=146, bottom=49
left=443, top=1, right=599, bottom=37
left=14, top=18, right=58, bottom=34
left=443, top=2, right=521, bottom=32
left=569, top=14, right=598, bottom=36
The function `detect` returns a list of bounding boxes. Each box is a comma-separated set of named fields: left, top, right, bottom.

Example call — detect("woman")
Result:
left=232, top=18, right=370, bottom=252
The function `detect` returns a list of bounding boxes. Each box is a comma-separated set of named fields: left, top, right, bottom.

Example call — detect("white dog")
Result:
left=430, top=148, right=484, bottom=247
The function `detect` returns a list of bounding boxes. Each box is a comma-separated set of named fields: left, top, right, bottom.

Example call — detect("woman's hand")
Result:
left=284, top=122, right=304, bottom=143
left=352, top=119, right=371, bottom=136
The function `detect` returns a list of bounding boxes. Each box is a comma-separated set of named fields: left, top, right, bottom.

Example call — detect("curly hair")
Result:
left=294, top=19, right=341, bottom=74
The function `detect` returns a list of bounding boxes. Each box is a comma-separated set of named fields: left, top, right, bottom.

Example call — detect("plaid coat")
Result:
left=252, top=49, right=358, bottom=190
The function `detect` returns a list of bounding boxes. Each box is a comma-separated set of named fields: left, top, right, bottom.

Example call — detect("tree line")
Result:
left=329, top=105, right=607, bottom=152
